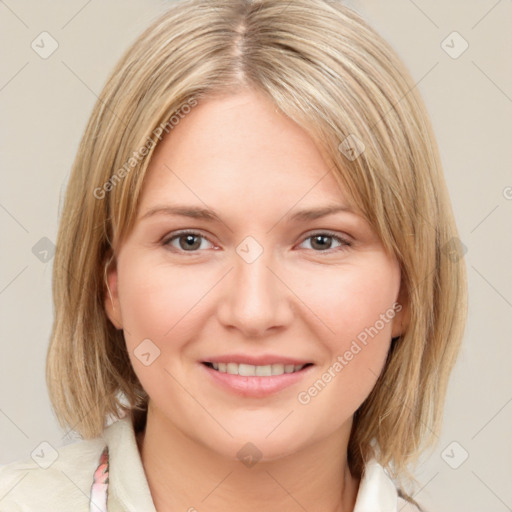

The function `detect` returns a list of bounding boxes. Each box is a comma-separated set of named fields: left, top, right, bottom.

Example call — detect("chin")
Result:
left=211, top=427, right=311, bottom=464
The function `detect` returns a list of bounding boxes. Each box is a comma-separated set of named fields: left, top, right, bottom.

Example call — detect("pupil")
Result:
left=312, top=235, right=331, bottom=250
left=181, top=234, right=200, bottom=250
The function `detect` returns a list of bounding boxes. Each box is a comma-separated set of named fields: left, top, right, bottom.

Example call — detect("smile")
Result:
left=201, top=361, right=315, bottom=398
left=203, top=362, right=312, bottom=376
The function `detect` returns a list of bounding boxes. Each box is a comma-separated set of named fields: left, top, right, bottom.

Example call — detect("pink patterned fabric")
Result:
left=90, top=446, right=109, bottom=512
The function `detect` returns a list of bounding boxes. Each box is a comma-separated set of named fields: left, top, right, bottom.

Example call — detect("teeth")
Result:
left=239, top=364, right=256, bottom=376
left=209, top=362, right=307, bottom=376
left=273, top=364, right=286, bottom=375
left=256, top=365, right=272, bottom=376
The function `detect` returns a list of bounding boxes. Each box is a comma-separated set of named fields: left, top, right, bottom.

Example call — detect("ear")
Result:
left=104, top=253, right=123, bottom=330
left=391, top=279, right=410, bottom=339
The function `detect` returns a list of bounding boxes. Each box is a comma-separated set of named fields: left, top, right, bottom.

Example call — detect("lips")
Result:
left=199, top=353, right=315, bottom=396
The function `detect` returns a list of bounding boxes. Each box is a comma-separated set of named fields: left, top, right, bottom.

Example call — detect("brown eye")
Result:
left=299, top=232, right=351, bottom=253
left=163, top=231, right=212, bottom=252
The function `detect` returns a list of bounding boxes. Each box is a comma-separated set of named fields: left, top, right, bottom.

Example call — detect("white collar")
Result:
left=103, top=417, right=404, bottom=511
left=353, top=458, right=400, bottom=512
left=103, top=416, right=155, bottom=511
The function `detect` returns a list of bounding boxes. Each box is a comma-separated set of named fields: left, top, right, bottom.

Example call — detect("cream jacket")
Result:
left=0, top=418, right=422, bottom=511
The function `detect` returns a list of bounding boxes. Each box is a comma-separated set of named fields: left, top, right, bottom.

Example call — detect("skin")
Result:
left=105, top=88, right=409, bottom=512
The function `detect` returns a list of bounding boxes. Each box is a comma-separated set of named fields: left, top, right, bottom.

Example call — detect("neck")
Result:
left=137, top=402, right=360, bottom=512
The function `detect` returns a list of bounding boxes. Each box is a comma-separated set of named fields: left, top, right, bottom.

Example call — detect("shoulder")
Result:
left=0, top=435, right=106, bottom=512
left=354, top=458, right=425, bottom=512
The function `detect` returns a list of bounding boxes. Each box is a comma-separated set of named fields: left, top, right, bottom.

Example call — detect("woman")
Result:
left=0, top=0, right=467, bottom=510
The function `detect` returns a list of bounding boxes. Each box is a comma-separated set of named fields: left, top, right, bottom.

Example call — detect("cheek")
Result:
left=300, top=254, right=401, bottom=344
left=293, top=255, right=399, bottom=412
left=117, top=253, right=215, bottom=343
left=115, top=253, right=208, bottom=397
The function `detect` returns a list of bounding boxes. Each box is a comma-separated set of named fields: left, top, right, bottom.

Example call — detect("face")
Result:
left=105, top=88, right=408, bottom=461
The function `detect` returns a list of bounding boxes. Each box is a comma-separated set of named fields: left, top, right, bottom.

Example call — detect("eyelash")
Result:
left=161, top=230, right=352, bottom=255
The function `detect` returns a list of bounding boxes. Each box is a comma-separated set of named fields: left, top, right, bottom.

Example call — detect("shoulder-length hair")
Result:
left=47, top=0, right=467, bottom=501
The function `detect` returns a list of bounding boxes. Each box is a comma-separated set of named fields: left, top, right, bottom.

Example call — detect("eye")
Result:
left=298, top=232, right=351, bottom=253
left=161, top=230, right=351, bottom=254
left=162, top=231, right=214, bottom=252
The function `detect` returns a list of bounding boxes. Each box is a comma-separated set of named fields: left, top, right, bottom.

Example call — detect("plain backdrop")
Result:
left=1, top=1, right=511, bottom=511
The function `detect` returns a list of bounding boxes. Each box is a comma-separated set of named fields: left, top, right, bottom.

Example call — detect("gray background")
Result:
left=1, top=1, right=511, bottom=510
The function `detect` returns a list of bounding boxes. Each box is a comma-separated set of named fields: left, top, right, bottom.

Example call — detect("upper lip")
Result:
left=202, top=354, right=313, bottom=366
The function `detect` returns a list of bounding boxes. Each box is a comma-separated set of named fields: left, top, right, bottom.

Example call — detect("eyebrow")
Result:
left=139, top=204, right=357, bottom=223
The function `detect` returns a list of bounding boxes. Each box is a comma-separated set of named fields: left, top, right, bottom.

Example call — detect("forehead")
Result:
left=138, top=90, right=359, bottom=219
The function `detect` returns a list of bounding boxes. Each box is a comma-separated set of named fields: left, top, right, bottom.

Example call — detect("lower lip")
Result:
left=200, top=363, right=314, bottom=398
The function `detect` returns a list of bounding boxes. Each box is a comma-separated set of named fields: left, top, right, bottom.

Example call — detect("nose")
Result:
left=216, top=242, right=294, bottom=338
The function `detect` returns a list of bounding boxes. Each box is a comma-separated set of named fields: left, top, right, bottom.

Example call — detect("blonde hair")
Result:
left=47, top=0, right=467, bottom=503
